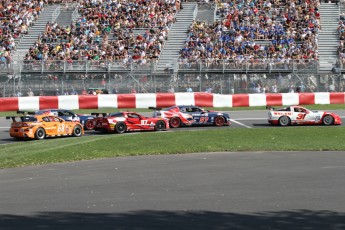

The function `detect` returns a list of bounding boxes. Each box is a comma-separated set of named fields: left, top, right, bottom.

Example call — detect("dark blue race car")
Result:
left=152, top=106, right=231, bottom=128
left=33, top=109, right=96, bottom=130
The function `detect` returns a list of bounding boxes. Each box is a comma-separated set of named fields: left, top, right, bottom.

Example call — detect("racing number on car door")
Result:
left=141, top=120, right=148, bottom=125
left=296, top=114, right=306, bottom=120
left=199, top=117, right=209, bottom=123
left=58, top=124, right=65, bottom=132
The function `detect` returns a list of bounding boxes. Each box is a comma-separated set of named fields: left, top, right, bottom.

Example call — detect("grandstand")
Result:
left=0, top=0, right=344, bottom=97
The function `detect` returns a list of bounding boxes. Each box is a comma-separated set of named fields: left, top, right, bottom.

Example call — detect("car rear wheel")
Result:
left=322, top=115, right=334, bottom=125
left=73, top=125, right=83, bottom=137
left=35, top=128, right=46, bottom=140
left=169, top=117, right=181, bottom=128
left=278, top=116, right=290, bottom=126
left=115, top=122, right=127, bottom=134
left=214, top=116, right=225, bottom=126
left=155, top=120, right=166, bottom=131
left=85, top=119, right=95, bottom=130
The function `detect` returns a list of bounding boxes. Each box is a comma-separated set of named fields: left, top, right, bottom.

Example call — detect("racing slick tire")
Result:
left=214, top=116, right=225, bottom=126
left=322, top=115, right=334, bottom=125
left=85, top=119, right=95, bottom=130
left=73, top=125, right=83, bottom=137
left=155, top=120, right=166, bottom=131
left=278, top=116, right=290, bottom=126
left=35, top=128, right=46, bottom=140
left=115, top=122, right=127, bottom=134
left=169, top=117, right=181, bottom=128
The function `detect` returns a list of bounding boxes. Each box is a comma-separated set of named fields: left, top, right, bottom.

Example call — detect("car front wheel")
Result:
left=322, top=115, right=334, bottom=125
left=155, top=120, right=166, bottom=131
left=214, top=116, right=225, bottom=126
left=73, top=125, right=83, bottom=137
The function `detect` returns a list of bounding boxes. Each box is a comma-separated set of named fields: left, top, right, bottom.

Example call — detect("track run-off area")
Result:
left=1, top=110, right=345, bottom=229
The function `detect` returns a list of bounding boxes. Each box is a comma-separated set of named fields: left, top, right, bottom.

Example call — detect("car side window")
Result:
left=42, top=117, right=50, bottom=122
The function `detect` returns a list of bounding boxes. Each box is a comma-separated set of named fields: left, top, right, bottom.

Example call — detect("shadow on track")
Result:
left=1, top=210, right=344, bottom=230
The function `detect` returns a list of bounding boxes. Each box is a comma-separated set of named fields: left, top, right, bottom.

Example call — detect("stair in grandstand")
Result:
left=12, top=5, right=61, bottom=60
left=196, top=3, right=216, bottom=23
left=155, top=3, right=197, bottom=72
left=55, top=8, right=74, bottom=27
left=318, top=3, right=340, bottom=72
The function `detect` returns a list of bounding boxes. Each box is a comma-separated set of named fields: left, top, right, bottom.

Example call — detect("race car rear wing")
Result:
left=91, top=112, right=109, bottom=118
left=17, top=111, right=36, bottom=115
left=149, top=107, right=163, bottom=117
left=6, top=116, right=37, bottom=122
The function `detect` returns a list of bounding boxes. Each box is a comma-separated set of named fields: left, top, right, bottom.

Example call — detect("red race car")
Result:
left=93, top=112, right=169, bottom=134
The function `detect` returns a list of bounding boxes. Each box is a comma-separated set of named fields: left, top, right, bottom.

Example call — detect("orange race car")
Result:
left=7, top=115, right=84, bottom=140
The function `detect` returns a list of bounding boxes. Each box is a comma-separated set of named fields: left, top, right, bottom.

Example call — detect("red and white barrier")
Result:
left=0, top=92, right=344, bottom=112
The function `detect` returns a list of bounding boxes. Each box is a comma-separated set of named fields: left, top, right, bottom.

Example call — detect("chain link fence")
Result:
left=1, top=72, right=344, bottom=97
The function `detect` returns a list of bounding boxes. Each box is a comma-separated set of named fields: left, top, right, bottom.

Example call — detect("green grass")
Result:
left=1, top=104, right=345, bottom=117
left=1, top=126, right=345, bottom=169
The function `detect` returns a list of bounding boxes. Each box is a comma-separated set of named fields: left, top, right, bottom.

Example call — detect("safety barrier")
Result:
left=1, top=93, right=344, bottom=112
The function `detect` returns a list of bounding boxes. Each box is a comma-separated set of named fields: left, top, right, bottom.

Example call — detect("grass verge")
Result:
left=1, top=126, right=344, bottom=169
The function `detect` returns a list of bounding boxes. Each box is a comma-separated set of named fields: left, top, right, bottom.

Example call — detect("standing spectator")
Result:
left=27, top=88, right=34, bottom=97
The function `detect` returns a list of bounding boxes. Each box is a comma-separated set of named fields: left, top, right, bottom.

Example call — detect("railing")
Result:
left=193, top=4, right=198, bottom=20
left=72, top=6, right=80, bottom=21
left=51, top=5, right=61, bottom=23
left=213, top=4, right=218, bottom=22
left=0, top=60, right=12, bottom=72
left=2, top=58, right=342, bottom=74
left=20, top=60, right=155, bottom=73
left=178, top=59, right=319, bottom=73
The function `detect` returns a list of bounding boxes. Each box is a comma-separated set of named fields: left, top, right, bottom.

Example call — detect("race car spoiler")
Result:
left=148, top=107, right=162, bottom=110
left=149, top=107, right=163, bottom=117
left=6, top=116, right=37, bottom=122
left=91, top=112, right=109, bottom=117
left=17, top=111, right=36, bottom=115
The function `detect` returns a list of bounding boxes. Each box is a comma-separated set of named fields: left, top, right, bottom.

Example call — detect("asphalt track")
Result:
left=1, top=110, right=345, bottom=145
left=1, top=151, right=345, bottom=230
left=1, top=111, right=345, bottom=230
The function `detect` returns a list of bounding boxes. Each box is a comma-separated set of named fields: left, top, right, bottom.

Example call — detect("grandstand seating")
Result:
left=1, top=0, right=345, bottom=96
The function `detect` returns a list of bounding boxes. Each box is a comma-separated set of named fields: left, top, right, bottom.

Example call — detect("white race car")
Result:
left=267, top=106, right=342, bottom=126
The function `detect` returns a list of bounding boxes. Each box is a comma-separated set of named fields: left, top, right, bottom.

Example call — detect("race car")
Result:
left=19, top=109, right=96, bottom=130
left=267, top=105, right=342, bottom=126
left=93, top=111, right=169, bottom=134
left=151, top=106, right=231, bottom=128
left=7, top=115, right=84, bottom=140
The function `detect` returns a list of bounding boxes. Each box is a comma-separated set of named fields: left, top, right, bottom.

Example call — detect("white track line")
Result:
left=230, top=119, right=252, bottom=129
left=0, top=127, right=9, bottom=129
left=232, top=118, right=266, bottom=121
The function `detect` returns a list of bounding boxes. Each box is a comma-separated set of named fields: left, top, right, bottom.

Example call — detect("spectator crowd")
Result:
left=23, top=0, right=181, bottom=66
left=179, top=0, right=320, bottom=68
left=0, top=0, right=47, bottom=66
